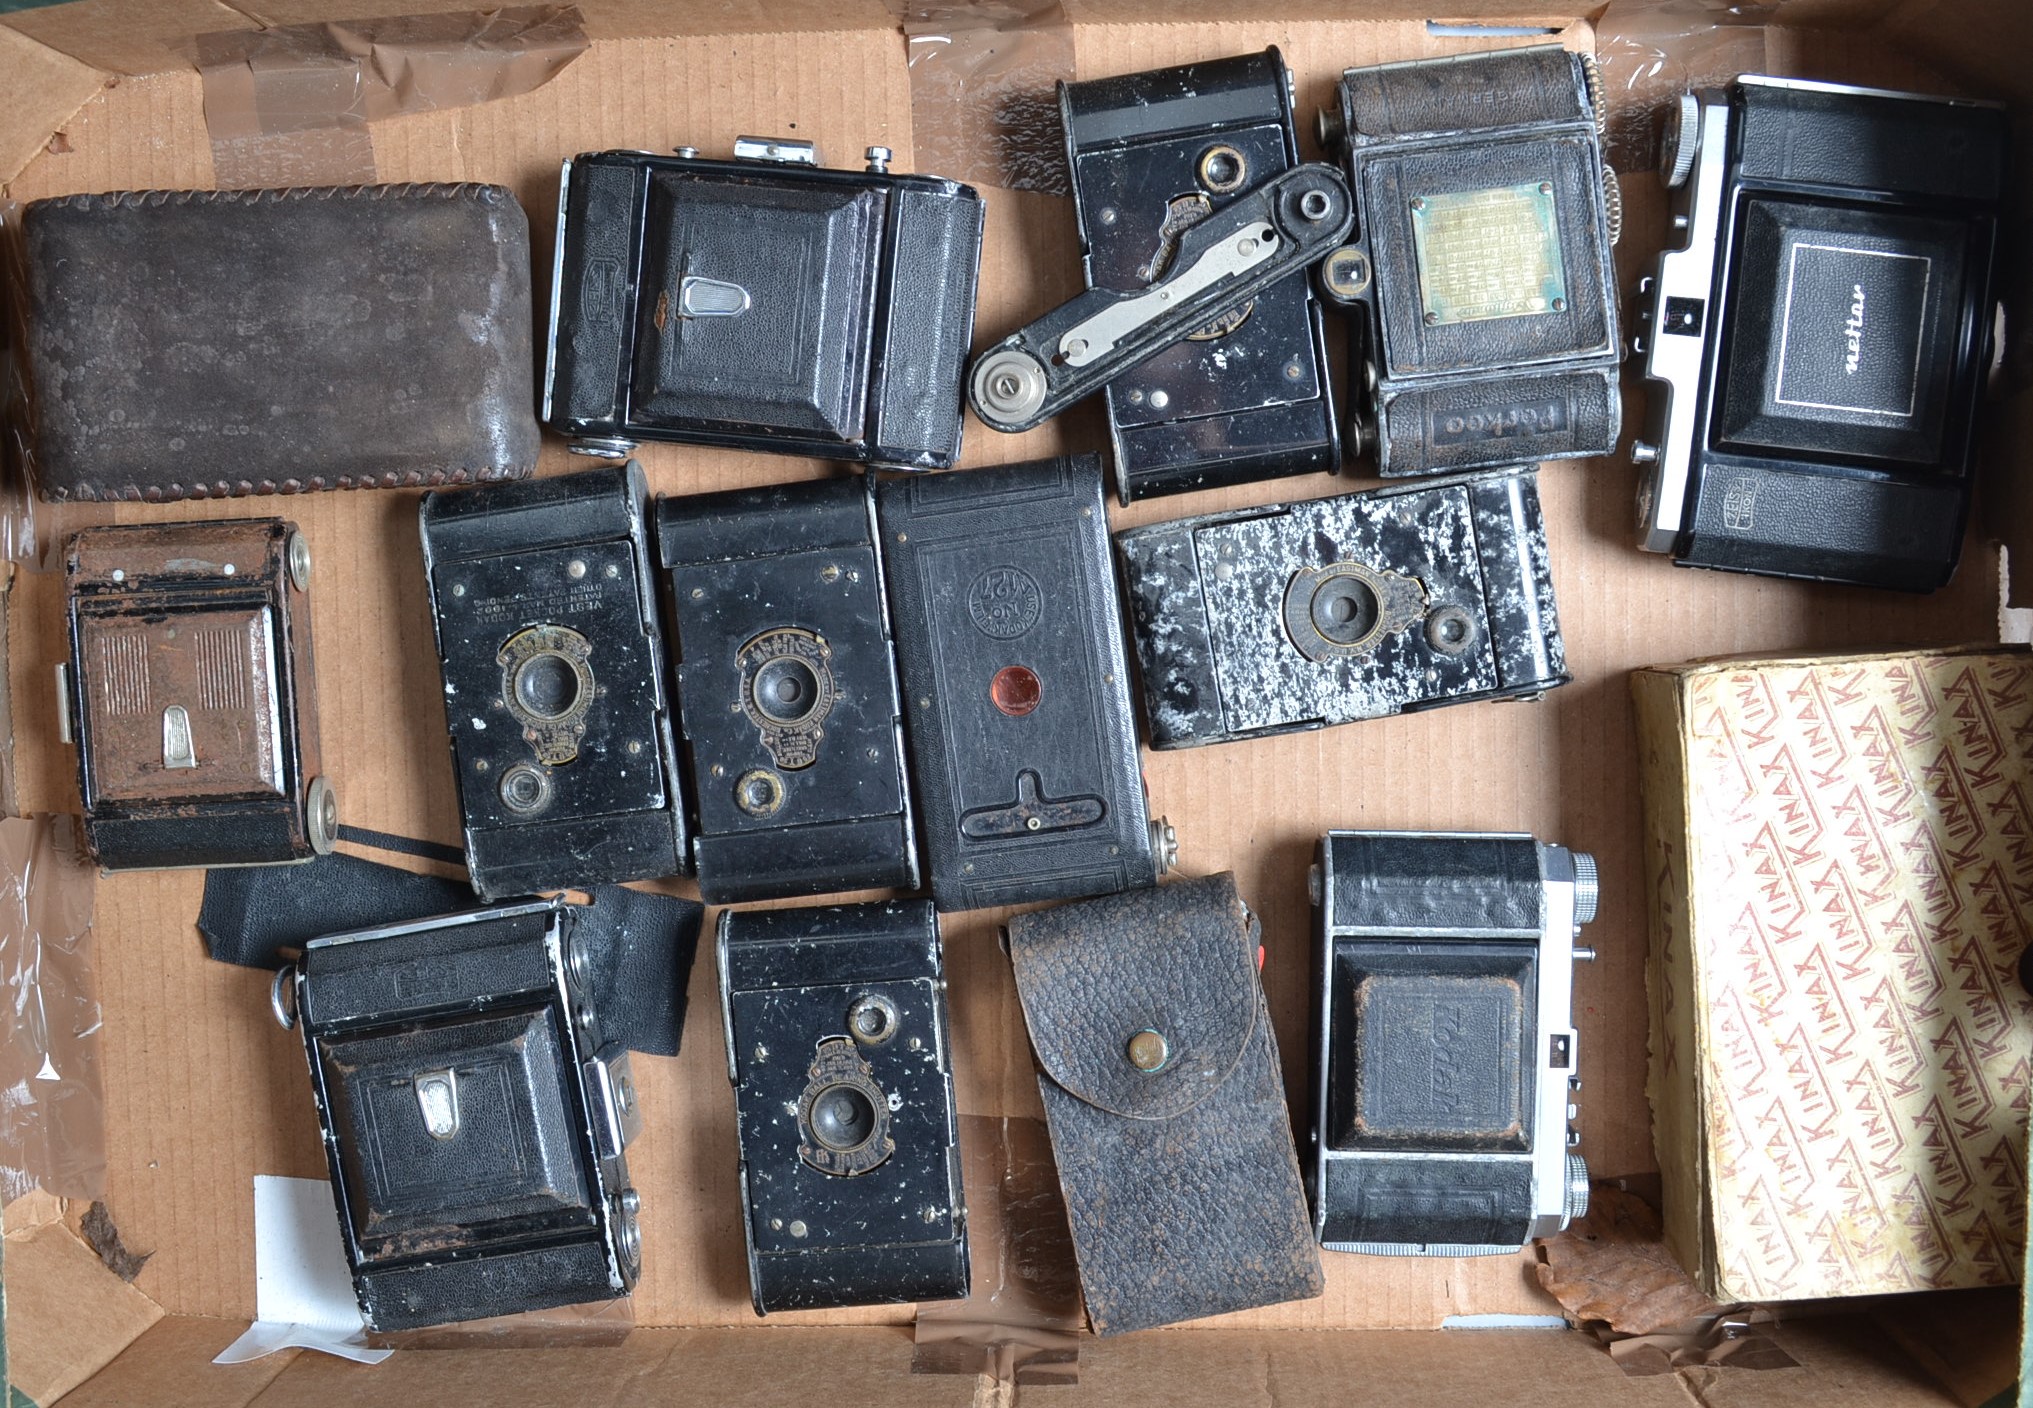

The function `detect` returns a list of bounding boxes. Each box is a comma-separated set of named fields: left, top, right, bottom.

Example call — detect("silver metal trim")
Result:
left=586, top=1047, right=641, bottom=1157
left=1771, top=243, right=1929, bottom=418
left=1638, top=93, right=1732, bottom=552
left=1736, top=74, right=2005, bottom=110
left=54, top=664, right=71, bottom=746
left=716, top=910, right=740, bottom=1086
left=1325, top=1240, right=1521, bottom=1258
left=303, top=896, right=561, bottom=952
left=270, top=967, right=296, bottom=1030
left=733, top=135, right=818, bottom=165
left=161, top=705, right=197, bottom=769
left=1310, top=835, right=1337, bottom=1244
left=541, top=157, right=573, bottom=425
left=1057, top=222, right=1278, bottom=368
left=414, top=1068, right=461, bottom=1140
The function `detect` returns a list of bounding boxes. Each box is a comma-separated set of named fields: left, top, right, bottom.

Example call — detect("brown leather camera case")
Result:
left=18, top=183, right=539, bottom=501
left=1005, top=873, right=1324, bottom=1335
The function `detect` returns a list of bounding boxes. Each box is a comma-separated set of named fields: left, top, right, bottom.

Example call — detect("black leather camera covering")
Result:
left=720, top=900, right=968, bottom=1314
left=200, top=848, right=702, bottom=1058
left=658, top=477, right=916, bottom=902
left=420, top=463, right=687, bottom=900
left=1005, top=874, right=1323, bottom=1335
left=876, top=455, right=1159, bottom=912
left=547, top=149, right=984, bottom=469
left=18, top=183, right=537, bottom=501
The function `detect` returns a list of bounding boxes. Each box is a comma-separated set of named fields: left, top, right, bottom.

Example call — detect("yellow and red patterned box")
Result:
left=1634, top=647, right=2033, bottom=1301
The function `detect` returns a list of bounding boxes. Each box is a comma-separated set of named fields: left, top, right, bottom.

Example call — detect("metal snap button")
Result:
left=1126, top=1030, right=1169, bottom=1073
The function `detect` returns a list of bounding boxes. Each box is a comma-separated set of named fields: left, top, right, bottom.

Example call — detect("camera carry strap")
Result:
left=195, top=836, right=704, bottom=1057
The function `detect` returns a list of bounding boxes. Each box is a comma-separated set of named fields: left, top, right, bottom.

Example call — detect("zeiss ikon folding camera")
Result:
left=877, top=455, right=1173, bottom=912
left=719, top=900, right=968, bottom=1314
left=1058, top=48, right=1340, bottom=502
left=283, top=897, right=643, bottom=1331
left=658, top=477, right=916, bottom=903
left=1631, top=77, right=2006, bottom=591
left=1308, top=832, right=1595, bottom=1254
left=421, top=464, right=686, bottom=901
left=545, top=140, right=984, bottom=469
left=59, top=519, right=334, bottom=870
left=1318, top=47, right=1623, bottom=476
left=1114, top=466, right=1567, bottom=749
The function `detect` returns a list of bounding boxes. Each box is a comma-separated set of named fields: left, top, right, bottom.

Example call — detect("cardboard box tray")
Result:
left=1, top=0, right=2029, bottom=1402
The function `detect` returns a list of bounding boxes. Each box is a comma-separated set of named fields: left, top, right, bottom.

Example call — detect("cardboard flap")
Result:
left=1005, top=874, right=1258, bottom=1122
left=0, top=26, right=107, bottom=186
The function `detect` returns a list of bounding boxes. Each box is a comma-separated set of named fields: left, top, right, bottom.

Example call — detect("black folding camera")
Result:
left=1308, top=831, right=1594, bottom=1255
left=1631, top=77, right=2006, bottom=591
left=1060, top=47, right=1339, bottom=502
left=719, top=899, right=968, bottom=1314
left=876, top=455, right=1173, bottom=912
left=658, top=476, right=915, bottom=903
left=282, top=897, right=643, bottom=1331
left=545, top=140, right=984, bottom=469
left=1318, top=46, right=1623, bottom=476
left=420, top=463, right=686, bottom=900
left=58, top=519, right=335, bottom=871
left=1114, top=466, right=1567, bottom=749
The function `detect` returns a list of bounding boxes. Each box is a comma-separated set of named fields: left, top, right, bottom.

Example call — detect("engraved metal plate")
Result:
left=796, top=1037, right=894, bottom=1177
left=498, top=624, right=596, bottom=767
left=1411, top=183, right=1567, bottom=326
left=736, top=627, right=836, bottom=771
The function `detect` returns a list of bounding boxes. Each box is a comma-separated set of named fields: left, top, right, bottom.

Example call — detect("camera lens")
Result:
left=809, top=1083, right=877, bottom=1152
left=752, top=656, right=821, bottom=725
left=499, top=764, right=552, bottom=815
left=514, top=651, right=581, bottom=720
left=1310, top=576, right=1379, bottom=645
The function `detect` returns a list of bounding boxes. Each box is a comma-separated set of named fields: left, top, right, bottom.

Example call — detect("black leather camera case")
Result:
left=19, top=183, right=537, bottom=501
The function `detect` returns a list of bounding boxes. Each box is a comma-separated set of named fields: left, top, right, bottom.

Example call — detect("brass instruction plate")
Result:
left=1411, top=182, right=1567, bottom=326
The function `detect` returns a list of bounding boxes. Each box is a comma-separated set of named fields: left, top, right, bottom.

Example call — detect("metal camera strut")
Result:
left=968, top=164, right=1354, bottom=433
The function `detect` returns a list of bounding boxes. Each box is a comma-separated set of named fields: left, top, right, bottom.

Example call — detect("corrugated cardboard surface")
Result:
left=0, top=0, right=2024, bottom=1392
left=1635, top=649, right=2033, bottom=1302
left=52, top=1315, right=1991, bottom=1408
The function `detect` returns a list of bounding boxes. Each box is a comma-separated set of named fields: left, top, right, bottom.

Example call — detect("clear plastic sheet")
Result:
left=1594, top=0, right=1780, bottom=174
left=913, top=1115, right=1086, bottom=1385
left=192, top=5, right=589, bottom=188
left=0, top=814, right=103, bottom=1205
left=903, top=2, right=1075, bottom=195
